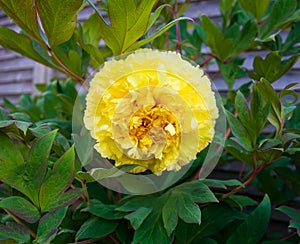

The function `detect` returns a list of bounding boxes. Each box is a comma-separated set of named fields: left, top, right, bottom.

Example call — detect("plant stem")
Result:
left=173, top=0, right=181, bottom=54
left=277, top=230, right=297, bottom=241
left=219, top=161, right=266, bottom=201
left=49, top=50, right=86, bottom=84
left=199, top=56, right=213, bottom=67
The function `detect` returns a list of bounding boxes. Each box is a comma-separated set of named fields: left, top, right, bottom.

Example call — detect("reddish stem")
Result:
left=199, top=56, right=213, bottom=67
left=219, top=161, right=266, bottom=201
left=277, top=230, right=297, bottom=241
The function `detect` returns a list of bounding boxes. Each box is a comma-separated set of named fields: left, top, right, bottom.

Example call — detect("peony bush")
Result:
left=0, top=0, right=300, bottom=243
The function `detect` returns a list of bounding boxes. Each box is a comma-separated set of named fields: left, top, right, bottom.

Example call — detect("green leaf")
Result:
left=201, top=15, right=233, bottom=60
left=0, top=27, right=53, bottom=67
left=173, top=181, right=219, bottom=204
left=225, top=109, right=252, bottom=151
left=225, top=143, right=254, bottom=165
left=201, top=179, right=244, bottom=189
left=93, top=0, right=156, bottom=55
left=225, top=195, right=257, bottom=210
left=175, top=204, right=245, bottom=243
left=146, top=4, right=169, bottom=32
left=248, top=52, right=299, bottom=83
left=0, top=120, right=31, bottom=135
left=125, top=207, right=152, bottom=230
left=127, top=17, right=192, bottom=52
left=0, top=0, right=42, bottom=41
left=75, top=217, right=118, bottom=241
left=40, top=189, right=82, bottom=213
left=0, top=107, right=9, bottom=120
left=82, top=13, right=101, bottom=47
left=218, top=57, right=246, bottom=90
left=88, top=164, right=138, bottom=180
left=235, top=91, right=251, bottom=130
left=25, top=130, right=57, bottom=206
left=39, top=146, right=76, bottom=212
left=83, top=199, right=127, bottom=220
left=226, top=195, right=271, bottom=244
left=0, top=197, right=40, bottom=224
left=35, top=207, right=68, bottom=244
left=275, top=167, right=300, bottom=196
left=77, top=24, right=104, bottom=68
left=240, top=0, right=270, bottom=19
left=0, top=132, right=27, bottom=195
left=277, top=206, right=300, bottom=235
left=219, top=0, right=237, bottom=24
left=256, top=78, right=284, bottom=135
left=250, top=85, right=270, bottom=144
left=177, top=194, right=201, bottom=224
left=231, top=20, right=257, bottom=54
left=132, top=211, right=170, bottom=244
left=0, top=222, right=30, bottom=243
left=36, top=0, right=83, bottom=47
left=162, top=193, right=178, bottom=236
left=260, top=0, right=300, bottom=40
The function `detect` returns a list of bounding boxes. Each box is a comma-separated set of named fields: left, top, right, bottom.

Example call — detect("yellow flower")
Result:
left=84, top=49, right=218, bottom=175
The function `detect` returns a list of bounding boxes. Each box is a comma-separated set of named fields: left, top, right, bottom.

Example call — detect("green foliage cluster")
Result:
left=0, top=0, right=300, bottom=243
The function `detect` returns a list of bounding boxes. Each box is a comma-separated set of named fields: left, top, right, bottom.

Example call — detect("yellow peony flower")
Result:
left=84, top=49, right=218, bottom=175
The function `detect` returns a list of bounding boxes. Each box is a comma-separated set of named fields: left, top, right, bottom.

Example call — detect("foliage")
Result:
left=0, top=0, right=300, bottom=243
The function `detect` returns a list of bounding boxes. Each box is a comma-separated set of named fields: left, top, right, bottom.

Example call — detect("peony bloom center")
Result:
left=128, top=104, right=180, bottom=157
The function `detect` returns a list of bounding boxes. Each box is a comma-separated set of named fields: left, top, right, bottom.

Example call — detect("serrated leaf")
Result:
left=36, top=0, right=83, bottom=47
left=75, top=217, right=118, bottom=241
left=35, top=207, right=68, bottom=244
left=240, top=0, right=270, bottom=20
left=0, top=222, right=30, bottom=243
left=0, top=197, right=40, bottom=224
left=201, top=15, right=233, bottom=60
left=93, top=0, right=156, bottom=55
left=226, top=195, right=271, bottom=244
left=0, top=0, right=42, bottom=41
left=25, top=130, right=57, bottom=206
left=39, top=146, right=76, bottom=212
